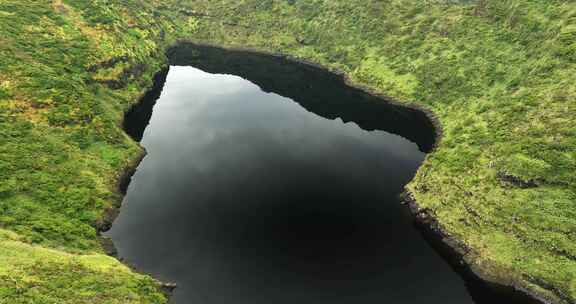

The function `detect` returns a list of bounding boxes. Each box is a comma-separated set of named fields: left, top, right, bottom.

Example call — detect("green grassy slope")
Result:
left=0, top=1, right=177, bottom=302
left=0, top=0, right=575, bottom=303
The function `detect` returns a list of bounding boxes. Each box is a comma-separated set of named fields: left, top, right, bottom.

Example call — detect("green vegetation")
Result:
left=0, top=229, right=164, bottom=303
left=0, top=0, right=575, bottom=303
left=0, top=0, right=175, bottom=302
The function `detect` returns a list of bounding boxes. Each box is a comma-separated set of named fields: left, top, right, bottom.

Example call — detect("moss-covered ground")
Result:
left=0, top=0, right=575, bottom=303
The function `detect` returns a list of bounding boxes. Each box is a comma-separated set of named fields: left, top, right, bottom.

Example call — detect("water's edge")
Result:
left=403, top=194, right=553, bottom=304
left=100, top=41, right=550, bottom=304
left=97, top=67, right=178, bottom=297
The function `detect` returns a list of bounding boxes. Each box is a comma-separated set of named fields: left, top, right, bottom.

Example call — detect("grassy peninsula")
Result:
left=0, top=0, right=575, bottom=303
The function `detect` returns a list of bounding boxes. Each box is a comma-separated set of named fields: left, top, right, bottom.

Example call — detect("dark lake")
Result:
left=106, top=45, right=537, bottom=304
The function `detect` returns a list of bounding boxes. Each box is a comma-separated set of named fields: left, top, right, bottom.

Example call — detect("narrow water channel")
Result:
left=106, top=45, right=535, bottom=304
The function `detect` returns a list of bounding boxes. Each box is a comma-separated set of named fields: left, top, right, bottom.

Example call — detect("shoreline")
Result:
left=96, top=66, right=178, bottom=298
left=404, top=193, right=552, bottom=304
left=102, top=41, right=552, bottom=304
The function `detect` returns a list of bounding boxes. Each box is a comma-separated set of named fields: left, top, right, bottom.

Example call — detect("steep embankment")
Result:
left=0, top=1, right=575, bottom=303
left=0, top=1, right=181, bottom=302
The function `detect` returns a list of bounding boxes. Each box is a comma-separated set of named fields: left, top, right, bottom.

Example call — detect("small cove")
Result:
left=106, top=45, right=536, bottom=304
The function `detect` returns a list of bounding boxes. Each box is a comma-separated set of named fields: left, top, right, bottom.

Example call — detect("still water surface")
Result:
left=108, top=61, right=475, bottom=304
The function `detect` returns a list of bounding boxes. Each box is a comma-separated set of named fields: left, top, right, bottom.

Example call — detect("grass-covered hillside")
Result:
left=0, top=0, right=575, bottom=303
left=0, top=1, right=181, bottom=302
